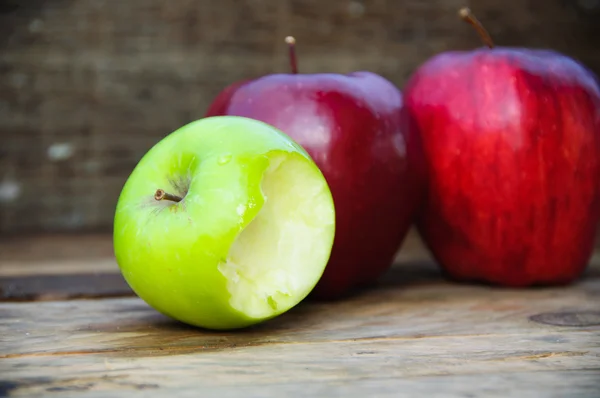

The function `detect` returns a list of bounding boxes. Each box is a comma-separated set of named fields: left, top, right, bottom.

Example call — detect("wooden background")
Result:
left=1, top=0, right=599, bottom=234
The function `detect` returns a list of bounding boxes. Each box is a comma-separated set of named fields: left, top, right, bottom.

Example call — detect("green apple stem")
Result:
left=459, top=7, right=495, bottom=49
left=154, top=189, right=182, bottom=203
left=285, top=36, right=298, bottom=74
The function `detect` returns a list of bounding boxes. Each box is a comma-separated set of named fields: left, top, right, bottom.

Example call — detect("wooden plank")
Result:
left=0, top=232, right=132, bottom=301
left=1, top=287, right=599, bottom=396
left=1, top=226, right=596, bottom=293
left=1, top=341, right=599, bottom=397
left=0, top=273, right=132, bottom=302
left=1, top=274, right=599, bottom=358
left=0, top=259, right=118, bottom=278
left=0, top=371, right=598, bottom=398
left=0, top=231, right=129, bottom=301
left=0, top=233, right=114, bottom=277
left=1, top=272, right=598, bottom=351
left=1, top=247, right=599, bottom=396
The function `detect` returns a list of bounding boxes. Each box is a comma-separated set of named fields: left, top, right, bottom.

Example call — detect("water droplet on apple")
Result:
left=217, top=153, right=232, bottom=165
left=236, top=204, right=246, bottom=216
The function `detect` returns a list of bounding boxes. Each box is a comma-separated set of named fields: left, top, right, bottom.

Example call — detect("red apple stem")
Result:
left=459, top=7, right=495, bottom=49
left=285, top=36, right=298, bottom=74
left=154, top=189, right=182, bottom=203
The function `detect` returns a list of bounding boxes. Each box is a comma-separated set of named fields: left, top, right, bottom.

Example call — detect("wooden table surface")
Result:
left=1, top=230, right=599, bottom=397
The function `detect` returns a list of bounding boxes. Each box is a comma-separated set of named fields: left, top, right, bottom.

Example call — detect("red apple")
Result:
left=206, top=37, right=426, bottom=299
left=403, top=8, right=600, bottom=287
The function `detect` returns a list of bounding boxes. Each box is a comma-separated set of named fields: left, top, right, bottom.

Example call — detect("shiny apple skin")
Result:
left=403, top=47, right=600, bottom=286
left=206, top=71, right=426, bottom=299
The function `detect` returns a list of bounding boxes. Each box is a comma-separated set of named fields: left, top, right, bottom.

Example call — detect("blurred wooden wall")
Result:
left=1, top=0, right=598, bottom=234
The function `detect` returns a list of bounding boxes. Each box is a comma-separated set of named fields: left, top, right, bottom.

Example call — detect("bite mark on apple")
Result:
left=217, top=152, right=334, bottom=319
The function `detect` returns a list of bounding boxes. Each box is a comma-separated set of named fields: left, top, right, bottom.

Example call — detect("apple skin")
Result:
left=113, top=116, right=336, bottom=330
left=206, top=71, right=426, bottom=299
left=403, top=47, right=600, bottom=286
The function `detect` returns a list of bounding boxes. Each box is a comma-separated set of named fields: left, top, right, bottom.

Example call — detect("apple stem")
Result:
left=459, top=7, right=495, bottom=49
left=154, top=189, right=183, bottom=203
left=285, top=36, right=298, bottom=74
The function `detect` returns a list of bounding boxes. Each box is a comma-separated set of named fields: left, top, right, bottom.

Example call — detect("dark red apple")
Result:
left=206, top=37, right=426, bottom=299
left=403, top=8, right=600, bottom=286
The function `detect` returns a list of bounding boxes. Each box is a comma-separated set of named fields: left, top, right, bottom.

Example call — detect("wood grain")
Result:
left=0, top=232, right=129, bottom=301
left=1, top=341, right=599, bottom=397
left=3, top=229, right=599, bottom=301
left=0, top=273, right=131, bottom=302
left=2, top=280, right=600, bottom=358
left=2, top=270, right=600, bottom=356
left=1, top=232, right=600, bottom=396
left=2, top=229, right=600, bottom=301
left=1, top=263, right=599, bottom=396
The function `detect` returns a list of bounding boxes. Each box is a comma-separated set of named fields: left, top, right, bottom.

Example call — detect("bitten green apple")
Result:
left=113, top=116, right=336, bottom=330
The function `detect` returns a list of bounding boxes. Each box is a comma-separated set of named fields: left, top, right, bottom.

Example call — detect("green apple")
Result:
left=113, top=116, right=336, bottom=330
